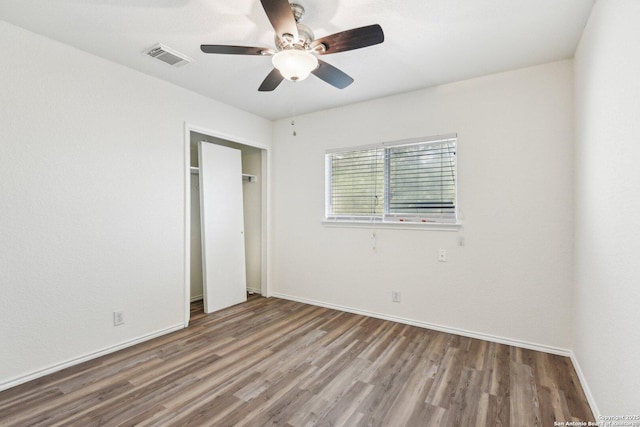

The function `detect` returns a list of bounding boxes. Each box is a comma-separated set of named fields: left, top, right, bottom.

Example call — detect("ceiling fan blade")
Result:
left=200, top=45, right=270, bottom=55
left=260, top=0, right=298, bottom=41
left=311, top=60, right=354, bottom=89
left=258, top=68, right=284, bottom=92
left=311, top=24, right=384, bottom=55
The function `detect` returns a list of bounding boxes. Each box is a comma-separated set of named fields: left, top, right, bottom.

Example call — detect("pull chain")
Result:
left=291, top=80, right=298, bottom=136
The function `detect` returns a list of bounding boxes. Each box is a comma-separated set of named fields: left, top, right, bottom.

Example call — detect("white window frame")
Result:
left=324, top=134, right=460, bottom=230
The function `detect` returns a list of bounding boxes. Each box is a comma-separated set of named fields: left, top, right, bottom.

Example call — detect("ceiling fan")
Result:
left=200, top=0, right=384, bottom=91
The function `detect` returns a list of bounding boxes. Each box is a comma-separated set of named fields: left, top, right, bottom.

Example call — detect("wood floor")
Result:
left=0, top=296, right=594, bottom=426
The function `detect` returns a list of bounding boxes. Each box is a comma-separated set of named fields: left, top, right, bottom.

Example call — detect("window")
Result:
left=325, top=134, right=457, bottom=225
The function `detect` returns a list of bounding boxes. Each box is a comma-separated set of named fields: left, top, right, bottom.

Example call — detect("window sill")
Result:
left=321, top=220, right=461, bottom=231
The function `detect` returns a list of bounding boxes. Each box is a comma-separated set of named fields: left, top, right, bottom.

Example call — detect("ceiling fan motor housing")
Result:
left=275, top=3, right=315, bottom=51
left=275, top=23, right=315, bottom=50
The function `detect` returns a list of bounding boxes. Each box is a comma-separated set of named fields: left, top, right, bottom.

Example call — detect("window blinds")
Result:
left=326, top=148, right=384, bottom=219
left=326, top=135, right=457, bottom=223
left=387, top=140, right=456, bottom=220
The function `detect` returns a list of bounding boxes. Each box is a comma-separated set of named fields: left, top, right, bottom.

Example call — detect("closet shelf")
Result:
left=190, top=167, right=257, bottom=183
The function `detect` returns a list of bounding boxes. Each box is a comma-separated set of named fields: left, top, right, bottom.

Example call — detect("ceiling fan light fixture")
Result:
left=272, top=48, right=318, bottom=82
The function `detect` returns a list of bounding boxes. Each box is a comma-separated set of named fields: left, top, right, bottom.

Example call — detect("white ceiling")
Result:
left=0, top=0, right=595, bottom=120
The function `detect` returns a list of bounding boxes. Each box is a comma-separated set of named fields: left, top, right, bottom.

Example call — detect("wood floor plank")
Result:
left=376, top=332, right=434, bottom=426
left=509, top=360, right=542, bottom=426
left=424, top=346, right=465, bottom=408
left=312, top=380, right=374, bottom=427
left=0, top=296, right=595, bottom=426
left=449, top=366, right=483, bottom=426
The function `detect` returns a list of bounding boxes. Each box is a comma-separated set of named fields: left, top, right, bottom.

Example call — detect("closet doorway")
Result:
left=184, top=126, right=269, bottom=323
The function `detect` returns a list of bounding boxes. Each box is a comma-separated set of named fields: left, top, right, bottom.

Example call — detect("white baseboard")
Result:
left=270, top=292, right=572, bottom=357
left=569, top=351, right=600, bottom=418
left=190, top=294, right=203, bottom=302
left=0, top=323, right=184, bottom=393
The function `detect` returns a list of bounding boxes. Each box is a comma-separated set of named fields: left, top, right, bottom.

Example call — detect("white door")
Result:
left=198, top=142, right=247, bottom=313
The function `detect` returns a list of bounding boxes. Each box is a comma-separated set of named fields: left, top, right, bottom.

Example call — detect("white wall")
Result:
left=573, top=0, right=640, bottom=415
left=272, top=60, right=574, bottom=350
left=0, top=20, right=271, bottom=389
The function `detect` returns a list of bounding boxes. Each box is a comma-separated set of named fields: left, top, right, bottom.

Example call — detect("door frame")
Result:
left=183, top=122, right=271, bottom=327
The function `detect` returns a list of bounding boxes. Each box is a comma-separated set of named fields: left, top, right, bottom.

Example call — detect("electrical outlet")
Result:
left=113, top=310, right=125, bottom=326
left=392, top=290, right=401, bottom=303
left=438, top=249, right=447, bottom=262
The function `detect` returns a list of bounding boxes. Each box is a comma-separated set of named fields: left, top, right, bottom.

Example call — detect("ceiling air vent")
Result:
left=145, top=43, right=191, bottom=67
